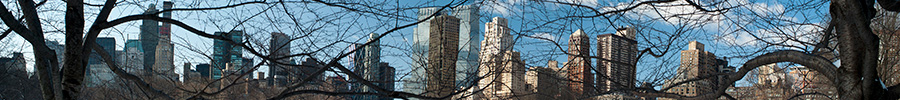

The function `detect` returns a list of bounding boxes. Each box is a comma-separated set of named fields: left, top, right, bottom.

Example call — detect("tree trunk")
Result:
left=61, top=0, right=86, bottom=99
left=830, top=0, right=882, bottom=99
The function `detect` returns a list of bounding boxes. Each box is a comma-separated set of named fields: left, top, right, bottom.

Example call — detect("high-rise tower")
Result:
left=477, top=17, right=523, bottom=99
left=268, top=32, right=292, bottom=86
left=566, top=29, right=593, bottom=97
left=140, top=4, right=159, bottom=74
left=662, top=41, right=723, bottom=98
left=152, top=0, right=175, bottom=76
left=406, top=5, right=481, bottom=95
left=350, top=33, right=394, bottom=100
left=451, top=5, right=481, bottom=88
left=596, top=28, right=638, bottom=93
left=212, top=31, right=243, bottom=79
left=426, top=15, right=459, bottom=99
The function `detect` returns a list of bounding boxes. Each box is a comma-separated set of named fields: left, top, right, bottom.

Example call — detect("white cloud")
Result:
left=481, top=0, right=525, bottom=16
left=560, top=0, right=600, bottom=7
left=530, top=32, right=557, bottom=40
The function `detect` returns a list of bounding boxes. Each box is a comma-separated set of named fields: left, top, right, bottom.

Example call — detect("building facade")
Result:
left=406, top=7, right=448, bottom=95
left=476, top=17, right=523, bottom=99
left=595, top=28, right=638, bottom=93
left=85, top=37, right=116, bottom=87
left=524, top=60, right=564, bottom=100
left=566, top=29, right=593, bottom=97
left=89, top=37, right=116, bottom=65
left=787, top=66, right=837, bottom=99
left=663, top=41, right=725, bottom=99
left=451, top=5, right=481, bottom=88
left=350, top=33, right=395, bottom=100
left=406, top=5, right=481, bottom=95
left=426, top=15, right=460, bottom=98
left=196, top=64, right=211, bottom=78
left=140, top=4, right=159, bottom=73
left=269, top=32, right=292, bottom=86
left=212, top=31, right=244, bottom=79
left=152, top=1, right=176, bottom=77
left=124, top=39, right=142, bottom=74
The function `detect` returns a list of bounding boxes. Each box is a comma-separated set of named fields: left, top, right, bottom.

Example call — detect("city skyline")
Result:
left=0, top=0, right=875, bottom=99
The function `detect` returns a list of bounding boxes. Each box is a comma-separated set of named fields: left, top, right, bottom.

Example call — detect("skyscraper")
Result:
left=407, top=7, right=445, bottom=95
left=269, top=32, right=292, bottom=86
left=595, top=28, right=638, bottom=93
left=566, top=29, right=593, bottom=97
left=212, top=31, right=244, bottom=79
left=87, top=37, right=116, bottom=87
left=452, top=5, right=481, bottom=88
left=662, top=41, right=724, bottom=98
left=153, top=0, right=175, bottom=77
left=476, top=17, right=521, bottom=99
left=482, top=51, right=526, bottom=99
left=140, top=4, right=159, bottom=73
left=426, top=15, right=459, bottom=98
left=406, top=5, right=481, bottom=95
left=350, top=33, right=386, bottom=100
left=90, top=37, right=116, bottom=65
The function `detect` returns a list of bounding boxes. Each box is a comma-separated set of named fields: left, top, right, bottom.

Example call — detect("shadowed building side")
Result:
left=426, top=15, right=460, bottom=99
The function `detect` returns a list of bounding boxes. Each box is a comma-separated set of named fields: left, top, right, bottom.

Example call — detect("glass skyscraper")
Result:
left=351, top=33, right=394, bottom=100
left=89, top=37, right=116, bottom=65
left=140, top=4, right=159, bottom=73
left=404, top=4, right=480, bottom=95
left=269, top=32, right=292, bottom=86
left=212, top=31, right=243, bottom=79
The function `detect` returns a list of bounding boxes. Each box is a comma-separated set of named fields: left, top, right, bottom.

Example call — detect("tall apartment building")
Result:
left=476, top=17, right=522, bottom=99
left=566, top=29, right=593, bottom=97
left=595, top=28, right=638, bottom=93
left=152, top=1, right=176, bottom=77
left=269, top=32, right=292, bottom=86
left=663, top=41, right=725, bottom=98
left=478, top=51, right=526, bottom=100
left=140, top=4, right=159, bottom=73
left=426, top=15, right=460, bottom=99
left=406, top=5, right=481, bottom=95
left=212, top=31, right=244, bottom=79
